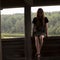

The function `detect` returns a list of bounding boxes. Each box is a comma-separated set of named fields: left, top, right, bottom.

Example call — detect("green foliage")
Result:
left=1, top=14, right=24, bottom=34
left=1, top=11, right=60, bottom=38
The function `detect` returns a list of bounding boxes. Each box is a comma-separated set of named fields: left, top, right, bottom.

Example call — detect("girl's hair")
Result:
left=37, top=8, right=45, bottom=26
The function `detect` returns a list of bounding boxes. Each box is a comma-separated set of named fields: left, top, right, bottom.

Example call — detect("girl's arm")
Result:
left=33, top=24, right=36, bottom=36
left=33, top=24, right=36, bottom=32
left=46, top=23, right=48, bottom=37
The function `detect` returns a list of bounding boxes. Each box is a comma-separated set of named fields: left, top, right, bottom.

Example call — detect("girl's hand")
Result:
left=34, top=29, right=36, bottom=32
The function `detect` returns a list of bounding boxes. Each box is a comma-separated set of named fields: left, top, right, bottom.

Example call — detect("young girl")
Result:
left=32, top=8, right=49, bottom=60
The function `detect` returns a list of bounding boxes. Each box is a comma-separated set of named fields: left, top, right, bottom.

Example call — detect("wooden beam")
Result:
left=1, top=0, right=60, bottom=9
left=24, top=6, right=32, bottom=60
left=0, top=0, right=2, bottom=59
left=0, top=10, right=2, bottom=60
left=24, top=0, right=33, bottom=6
left=33, top=0, right=60, bottom=6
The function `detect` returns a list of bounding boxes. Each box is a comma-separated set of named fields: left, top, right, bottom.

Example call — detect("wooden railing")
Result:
left=1, top=36, right=60, bottom=60
left=2, top=38, right=25, bottom=60
left=32, top=36, right=60, bottom=60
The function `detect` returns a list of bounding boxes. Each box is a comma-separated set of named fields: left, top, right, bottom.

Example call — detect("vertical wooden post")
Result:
left=24, top=6, right=32, bottom=60
left=0, top=9, right=2, bottom=60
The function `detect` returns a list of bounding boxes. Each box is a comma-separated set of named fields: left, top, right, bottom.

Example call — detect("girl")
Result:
left=32, top=8, right=49, bottom=60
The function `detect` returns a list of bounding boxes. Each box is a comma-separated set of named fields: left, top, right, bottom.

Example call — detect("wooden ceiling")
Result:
left=1, top=0, right=60, bottom=9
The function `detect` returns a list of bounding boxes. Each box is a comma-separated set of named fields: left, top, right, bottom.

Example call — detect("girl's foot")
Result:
left=37, top=54, right=40, bottom=60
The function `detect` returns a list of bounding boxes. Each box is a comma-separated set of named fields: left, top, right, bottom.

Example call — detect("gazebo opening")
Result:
left=31, top=5, right=60, bottom=37
left=1, top=7, right=25, bottom=39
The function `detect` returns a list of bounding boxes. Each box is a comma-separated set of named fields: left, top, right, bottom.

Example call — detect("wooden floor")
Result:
left=2, top=36, right=60, bottom=60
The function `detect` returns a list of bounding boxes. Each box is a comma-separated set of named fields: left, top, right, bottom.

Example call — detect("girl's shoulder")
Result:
left=32, top=17, right=37, bottom=23
left=45, top=17, right=49, bottom=23
left=45, top=17, right=48, bottom=20
left=33, top=17, right=37, bottom=20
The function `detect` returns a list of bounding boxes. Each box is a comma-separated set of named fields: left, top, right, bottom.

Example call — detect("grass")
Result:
left=1, top=33, right=25, bottom=39
left=1, top=33, right=60, bottom=39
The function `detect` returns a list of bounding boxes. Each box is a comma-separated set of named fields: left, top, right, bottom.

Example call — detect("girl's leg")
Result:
left=39, top=35, right=44, bottom=51
left=35, top=36, right=40, bottom=55
left=35, top=35, right=44, bottom=60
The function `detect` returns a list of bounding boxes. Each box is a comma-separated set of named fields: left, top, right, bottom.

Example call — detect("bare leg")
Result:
left=35, top=36, right=40, bottom=55
left=35, top=35, right=44, bottom=60
left=39, top=35, right=44, bottom=52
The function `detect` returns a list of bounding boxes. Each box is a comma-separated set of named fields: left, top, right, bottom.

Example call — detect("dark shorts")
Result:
left=33, top=31, right=46, bottom=37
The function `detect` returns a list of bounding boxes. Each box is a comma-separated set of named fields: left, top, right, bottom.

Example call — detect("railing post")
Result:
left=0, top=9, right=2, bottom=60
left=24, top=5, right=32, bottom=60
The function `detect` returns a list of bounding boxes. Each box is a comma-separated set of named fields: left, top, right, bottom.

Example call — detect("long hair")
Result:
left=37, top=8, right=45, bottom=26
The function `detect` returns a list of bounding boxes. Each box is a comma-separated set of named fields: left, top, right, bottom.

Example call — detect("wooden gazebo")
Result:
left=0, top=0, right=60, bottom=60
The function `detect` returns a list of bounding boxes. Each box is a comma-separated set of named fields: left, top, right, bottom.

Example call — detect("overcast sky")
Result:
left=1, top=5, right=60, bottom=15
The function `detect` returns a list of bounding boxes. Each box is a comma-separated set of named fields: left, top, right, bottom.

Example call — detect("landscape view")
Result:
left=1, top=6, right=60, bottom=38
